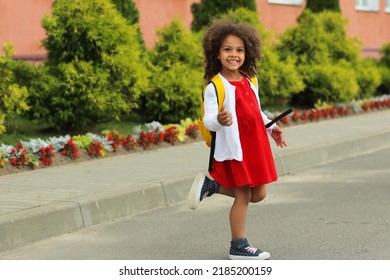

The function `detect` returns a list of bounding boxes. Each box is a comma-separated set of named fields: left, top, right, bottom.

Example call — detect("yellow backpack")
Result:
left=198, top=74, right=257, bottom=147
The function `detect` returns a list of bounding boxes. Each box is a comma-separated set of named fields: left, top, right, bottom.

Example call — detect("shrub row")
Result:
left=1, top=1, right=390, bottom=134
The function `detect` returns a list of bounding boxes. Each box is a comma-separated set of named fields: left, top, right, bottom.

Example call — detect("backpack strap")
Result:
left=207, top=74, right=225, bottom=172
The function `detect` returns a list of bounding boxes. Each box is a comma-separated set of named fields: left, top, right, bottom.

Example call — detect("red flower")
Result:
left=9, top=143, right=29, bottom=167
left=292, top=111, right=299, bottom=122
left=164, top=126, right=178, bottom=144
left=107, top=132, right=121, bottom=152
left=88, top=141, right=103, bottom=157
left=39, top=145, right=55, bottom=165
left=185, top=123, right=199, bottom=139
left=62, top=138, right=79, bottom=159
left=300, top=110, right=308, bottom=121
left=121, top=135, right=136, bottom=151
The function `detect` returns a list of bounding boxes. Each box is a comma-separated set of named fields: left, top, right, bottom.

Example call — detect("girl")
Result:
left=187, top=20, right=287, bottom=260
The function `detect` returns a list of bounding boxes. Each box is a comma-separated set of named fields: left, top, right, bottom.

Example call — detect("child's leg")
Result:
left=229, top=186, right=251, bottom=239
left=228, top=185, right=271, bottom=260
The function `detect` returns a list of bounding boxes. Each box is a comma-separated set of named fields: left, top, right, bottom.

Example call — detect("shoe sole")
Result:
left=229, top=252, right=271, bottom=260
left=186, top=173, right=205, bottom=210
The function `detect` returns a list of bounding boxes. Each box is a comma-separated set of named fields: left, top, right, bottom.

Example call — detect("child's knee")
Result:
left=251, top=192, right=266, bottom=203
left=250, top=186, right=267, bottom=203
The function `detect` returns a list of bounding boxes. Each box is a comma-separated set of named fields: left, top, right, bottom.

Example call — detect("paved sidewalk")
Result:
left=1, top=110, right=390, bottom=252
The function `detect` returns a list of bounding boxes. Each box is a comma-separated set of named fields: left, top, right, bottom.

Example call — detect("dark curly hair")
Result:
left=202, top=20, right=262, bottom=83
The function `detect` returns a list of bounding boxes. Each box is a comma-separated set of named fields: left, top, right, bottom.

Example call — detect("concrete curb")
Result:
left=275, top=131, right=390, bottom=175
left=1, top=131, right=390, bottom=252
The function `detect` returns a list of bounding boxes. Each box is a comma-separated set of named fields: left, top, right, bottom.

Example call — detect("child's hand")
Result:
left=271, top=126, right=287, bottom=148
left=217, top=106, right=233, bottom=126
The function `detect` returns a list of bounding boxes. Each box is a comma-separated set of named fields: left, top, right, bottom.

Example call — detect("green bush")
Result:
left=111, top=0, right=145, bottom=51
left=354, top=58, right=381, bottom=98
left=304, top=0, right=340, bottom=13
left=377, top=66, right=390, bottom=95
left=377, top=43, right=390, bottom=94
left=0, top=42, right=30, bottom=134
left=276, top=10, right=369, bottom=107
left=33, top=0, right=149, bottom=131
left=258, top=48, right=304, bottom=107
left=278, top=10, right=361, bottom=66
left=111, top=0, right=139, bottom=25
left=191, top=0, right=257, bottom=32
left=139, top=19, right=203, bottom=123
left=379, top=42, right=390, bottom=68
left=293, top=63, right=359, bottom=106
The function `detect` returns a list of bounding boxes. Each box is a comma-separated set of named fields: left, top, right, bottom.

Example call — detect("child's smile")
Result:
left=218, top=34, right=245, bottom=79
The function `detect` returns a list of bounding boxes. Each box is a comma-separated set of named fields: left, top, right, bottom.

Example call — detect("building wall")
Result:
left=340, top=0, right=390, bottom=57
left=134, top=0, right=201, bottom=50
left=0, top=0, right=389, bottom=58
left=0, top=0, right=53, bottom=57
left=256, top=0, right=305, bottom=34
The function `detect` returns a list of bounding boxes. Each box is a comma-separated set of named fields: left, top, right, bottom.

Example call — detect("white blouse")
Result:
left=203, top=73, right=275, bottom=162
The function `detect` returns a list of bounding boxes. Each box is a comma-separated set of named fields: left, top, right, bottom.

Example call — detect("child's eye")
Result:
left=224, top=47, right=231, bottom=52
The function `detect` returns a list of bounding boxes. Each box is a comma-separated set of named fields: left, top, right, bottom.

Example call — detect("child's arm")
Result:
left=203, top=83, right=224, bottom=131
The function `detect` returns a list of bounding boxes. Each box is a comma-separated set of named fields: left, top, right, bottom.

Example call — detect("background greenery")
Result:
left=1, top=0, right=389, bottom=142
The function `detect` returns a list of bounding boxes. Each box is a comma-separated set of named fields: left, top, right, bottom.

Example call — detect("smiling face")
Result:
left=218, top=34, right=245, bottom=79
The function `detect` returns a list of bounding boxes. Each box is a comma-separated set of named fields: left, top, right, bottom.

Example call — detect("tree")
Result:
left=32, top=0, right=149, bottom=131
left=0, top=42, right=29, bottom=134
left=191, top=0, right=257, bottom=32
left=277, top=10, right=364, bottom=106
left=111, top=0, right=139, bottom=25
left=138, top=18, right=203, bottom=123
left=304, top=0, right=340, bottom=13
left=110, top=0, right=145, bottom=50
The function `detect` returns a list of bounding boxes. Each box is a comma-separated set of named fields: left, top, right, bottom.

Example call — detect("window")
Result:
left=355, top=0, right=380, bottom=12
left=268, top=0, right=303, bottom=6
left=386, top=0, right=390, bottom=13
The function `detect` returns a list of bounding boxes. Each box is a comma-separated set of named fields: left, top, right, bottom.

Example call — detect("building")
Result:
left=0, top=0, right=389, bottom=61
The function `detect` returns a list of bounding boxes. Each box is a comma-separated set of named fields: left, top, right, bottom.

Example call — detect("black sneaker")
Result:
left=229, top=238, right=270, bottom=260
left=187, top=173, right=216, bottom=210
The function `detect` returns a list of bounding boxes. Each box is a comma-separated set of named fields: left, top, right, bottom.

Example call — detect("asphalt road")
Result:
left=1, top=147, right=389, bottom=260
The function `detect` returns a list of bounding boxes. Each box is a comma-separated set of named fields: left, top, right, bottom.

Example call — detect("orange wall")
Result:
left=340, top=0, right=390, bottom=55
left=1, top=0, right=389, bottom=58
left=0, top=0, right=53, bottom=56
left=257, top=0, right=305, bottom=35
left=134, top=0, right=201, bottom=50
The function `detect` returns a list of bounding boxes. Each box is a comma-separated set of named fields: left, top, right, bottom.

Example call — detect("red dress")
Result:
left=209, top=77, right=278, bottom=188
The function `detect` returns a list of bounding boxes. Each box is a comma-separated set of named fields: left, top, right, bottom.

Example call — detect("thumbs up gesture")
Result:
left=217, top=106, right=233, bottom=126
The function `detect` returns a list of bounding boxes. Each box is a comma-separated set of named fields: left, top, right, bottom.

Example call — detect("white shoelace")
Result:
left=245, top=246, right=258, bottom=254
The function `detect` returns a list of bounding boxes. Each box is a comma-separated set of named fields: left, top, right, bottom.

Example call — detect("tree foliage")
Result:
left=32, top=0, right=149, bottom=131
left=377, top=42, right=390, bottom=94
left=139, top=18, right=203, bottom=123
left=277, top=10, right=367, bottom=106
left=110, top=0, right=139, bottom=24
left=0, top=42, right=29, bottom=134
left=191, top=0, right=257, bottom=32
left=304, top=0, right=340, bottom=13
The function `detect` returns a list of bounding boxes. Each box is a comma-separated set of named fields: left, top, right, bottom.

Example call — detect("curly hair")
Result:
left=202, top=20, right=262, bottom=83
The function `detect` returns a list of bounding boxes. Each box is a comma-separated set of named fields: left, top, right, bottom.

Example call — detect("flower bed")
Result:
left=0, top=95, right=389, bottom=176
left=265, top=95, right=390, bottom=127
left=0, top=118, right=199, bottom=175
